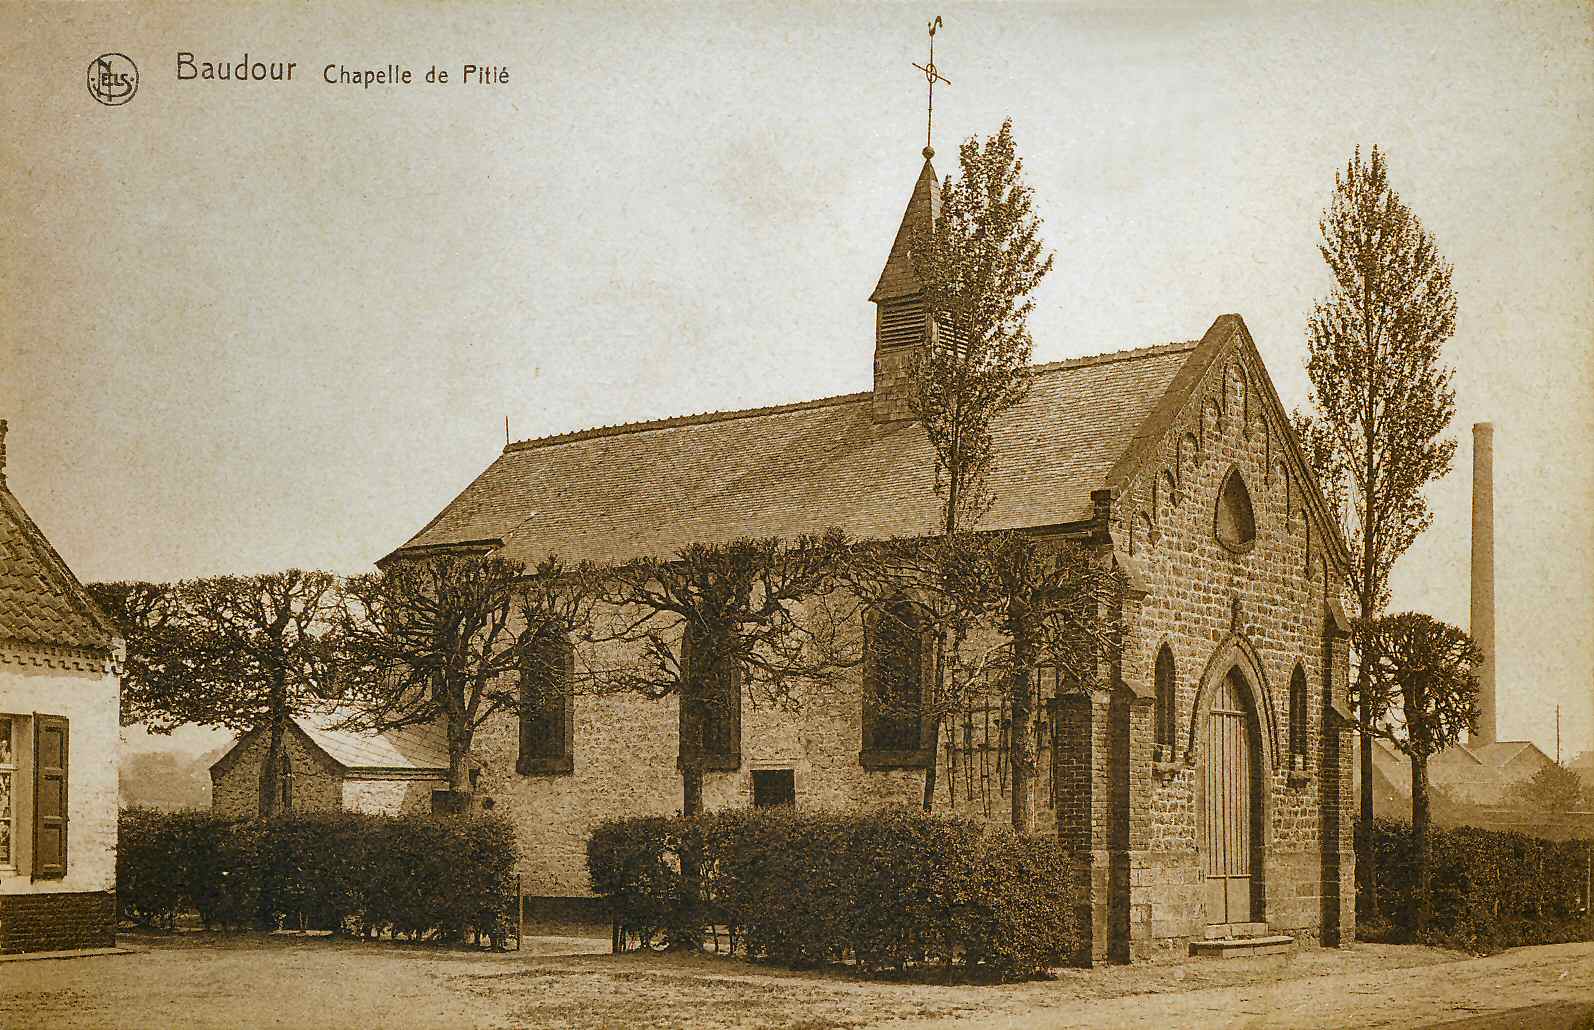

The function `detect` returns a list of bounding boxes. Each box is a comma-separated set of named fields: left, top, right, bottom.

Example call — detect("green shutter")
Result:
left=32, top=714, right=68, bottom=880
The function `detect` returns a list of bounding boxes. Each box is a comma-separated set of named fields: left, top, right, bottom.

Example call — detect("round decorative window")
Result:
left=1215, top=468, right=1257, bottom=553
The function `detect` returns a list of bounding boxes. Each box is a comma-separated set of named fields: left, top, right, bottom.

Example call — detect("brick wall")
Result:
left=0, top=890, right=115, bottom=953
left=211, top=726, right=344, bottom=818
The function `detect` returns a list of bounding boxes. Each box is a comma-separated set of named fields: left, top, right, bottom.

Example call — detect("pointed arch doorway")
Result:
left=1202, top=667, right=1262, bottom=927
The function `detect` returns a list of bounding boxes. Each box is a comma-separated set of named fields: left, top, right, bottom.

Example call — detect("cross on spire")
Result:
left=913, top=16, right=950, bottom=160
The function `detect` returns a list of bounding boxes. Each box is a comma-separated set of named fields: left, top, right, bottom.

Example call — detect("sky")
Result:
left=2, top=2, right=1591, bottom=760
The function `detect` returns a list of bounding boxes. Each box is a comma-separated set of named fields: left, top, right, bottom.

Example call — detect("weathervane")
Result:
left=913, top=16, right=950, bottom=159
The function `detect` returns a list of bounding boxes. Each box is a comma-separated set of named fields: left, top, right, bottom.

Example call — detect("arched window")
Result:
left=680, top=622, right=741, bottom=771
left=1289, top=665, right=1308, bottom=764
left=1154, top=645, right=1177, bottom=754
left=1215, top=468, right=1257, bottom=553
left=278, top=750, right=294, bottom=812
left=861, top=600, right=925, bottom=760
left=519, top=632, right=576, bottom=775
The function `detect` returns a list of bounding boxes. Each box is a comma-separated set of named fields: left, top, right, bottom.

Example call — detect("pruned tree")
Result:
left=835, top=533, right=1009, bottom=807
left=89, top=571, right=340, bottom=818
left=1506, top=762, right=1586, bottom=814
left=976, top=532, right=1119, bottom=832
left=337, top=553, right=600, bottom=800
left=86, top=580, right=184, bottom=729
left=1295, top=144, right=1460, bottom=916
left=839, top=529, right=1119, bottom=831
left=587, top=532, right=855, bottom=817
left=1358, top=612, right=1481, bottom=933
left=901, top=117, right=1055, bottom=809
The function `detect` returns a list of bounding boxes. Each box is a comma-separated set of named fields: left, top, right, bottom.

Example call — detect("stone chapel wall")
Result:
left=1114, top=347, right=1354, bottom=953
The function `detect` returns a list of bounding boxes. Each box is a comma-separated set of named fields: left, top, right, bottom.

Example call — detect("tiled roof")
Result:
left=0, top=483, right=116, bottom=653
left=391, top=337, right=1202, bottom=567
left=296, top=710, right=450, bottom=772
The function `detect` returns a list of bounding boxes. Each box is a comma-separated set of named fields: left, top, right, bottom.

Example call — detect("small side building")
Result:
left=0, top=421, right=123, bottom=954
left=210, top=712, right=449, bottom=817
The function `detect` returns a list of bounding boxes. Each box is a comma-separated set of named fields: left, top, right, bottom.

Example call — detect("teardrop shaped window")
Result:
left=1215, top=468, right=1257, bottom=552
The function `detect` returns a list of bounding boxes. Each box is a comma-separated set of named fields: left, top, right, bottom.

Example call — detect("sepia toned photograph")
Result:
left=1, top=3, right=1591, bottom=1027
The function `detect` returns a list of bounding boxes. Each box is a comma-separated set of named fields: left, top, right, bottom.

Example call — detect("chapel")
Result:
left=383, top=148, right=1357, bottom=962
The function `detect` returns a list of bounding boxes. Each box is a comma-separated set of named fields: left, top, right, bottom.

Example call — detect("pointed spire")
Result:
left=868, top=155, right=940, bottom=303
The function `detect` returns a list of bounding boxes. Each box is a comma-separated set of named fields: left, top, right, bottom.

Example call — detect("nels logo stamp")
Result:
left=87, top=53, right=138, bottom=106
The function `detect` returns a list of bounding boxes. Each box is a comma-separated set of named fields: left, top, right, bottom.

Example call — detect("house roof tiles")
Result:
left=0, top=482, right=116, bottom=654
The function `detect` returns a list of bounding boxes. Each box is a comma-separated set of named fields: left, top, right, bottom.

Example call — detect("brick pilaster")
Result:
left=1056, top=687, right=1113, bottom=965
left=1319, top=625, right=1356, bottom=945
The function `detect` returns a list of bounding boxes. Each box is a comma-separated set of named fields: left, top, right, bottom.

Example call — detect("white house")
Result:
left=0, top=421, right=123, bottom=954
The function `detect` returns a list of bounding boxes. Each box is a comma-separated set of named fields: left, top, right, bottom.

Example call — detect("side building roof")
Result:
left=209, top=710, right=450, bottom=779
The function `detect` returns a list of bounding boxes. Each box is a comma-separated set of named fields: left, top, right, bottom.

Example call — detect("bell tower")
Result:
left=868, top=153, right=939, bottom=422
left=870, top=17, right=950, bottom=423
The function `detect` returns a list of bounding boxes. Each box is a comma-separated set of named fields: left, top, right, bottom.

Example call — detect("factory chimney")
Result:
left=1471, top=422, right=1497, bottom=747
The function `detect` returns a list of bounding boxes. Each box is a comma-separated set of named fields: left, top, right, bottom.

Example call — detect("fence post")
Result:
left=516, top=874, right=524, bottom=951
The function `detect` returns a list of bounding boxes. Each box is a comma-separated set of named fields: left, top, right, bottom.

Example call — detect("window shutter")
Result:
left=33, top=714, right=68, bottom=880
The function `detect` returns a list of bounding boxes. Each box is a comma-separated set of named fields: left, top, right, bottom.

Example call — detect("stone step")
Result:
left=1189, top=934, right=1295, bottom=959
left=1203, top=921, right=1269, bottom=940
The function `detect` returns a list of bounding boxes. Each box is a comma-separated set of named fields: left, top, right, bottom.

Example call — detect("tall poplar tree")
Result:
left=1296, top=144, right=1459, bottom=917
left=906, top=118, right=1054, bottom=812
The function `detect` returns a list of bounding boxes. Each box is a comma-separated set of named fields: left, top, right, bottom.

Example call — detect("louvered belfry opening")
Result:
left=877, top=296, right=928, bottom=350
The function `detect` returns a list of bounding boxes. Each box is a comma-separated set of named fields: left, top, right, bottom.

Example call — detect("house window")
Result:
left=519, top=633, right=575, bottom=775
left=1289, top=666, right=1309, bottom=764
left=679, top=622, right=741, bottom=772
left=1154, top=645, right=1177, bottom=755
left=0, top=716, right=15, bottom=868
left=861, top=600, right=926, bottom=766
left=752, top=769, right=796, bottom=808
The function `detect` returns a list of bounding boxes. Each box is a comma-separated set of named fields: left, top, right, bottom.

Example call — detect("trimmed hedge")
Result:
left=1371, top=818, right=1593, bottom=953
left=587, top=807, right=1078, bottom=979
left=117, top=808, right=519, bottom=944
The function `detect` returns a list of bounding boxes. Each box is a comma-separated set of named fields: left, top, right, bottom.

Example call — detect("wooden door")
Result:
left=1203, top=671, right=1253, bottom=926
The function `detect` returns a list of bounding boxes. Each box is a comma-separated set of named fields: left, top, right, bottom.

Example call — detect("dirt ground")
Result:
left=1, top=930, right=1591, bottom=1030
